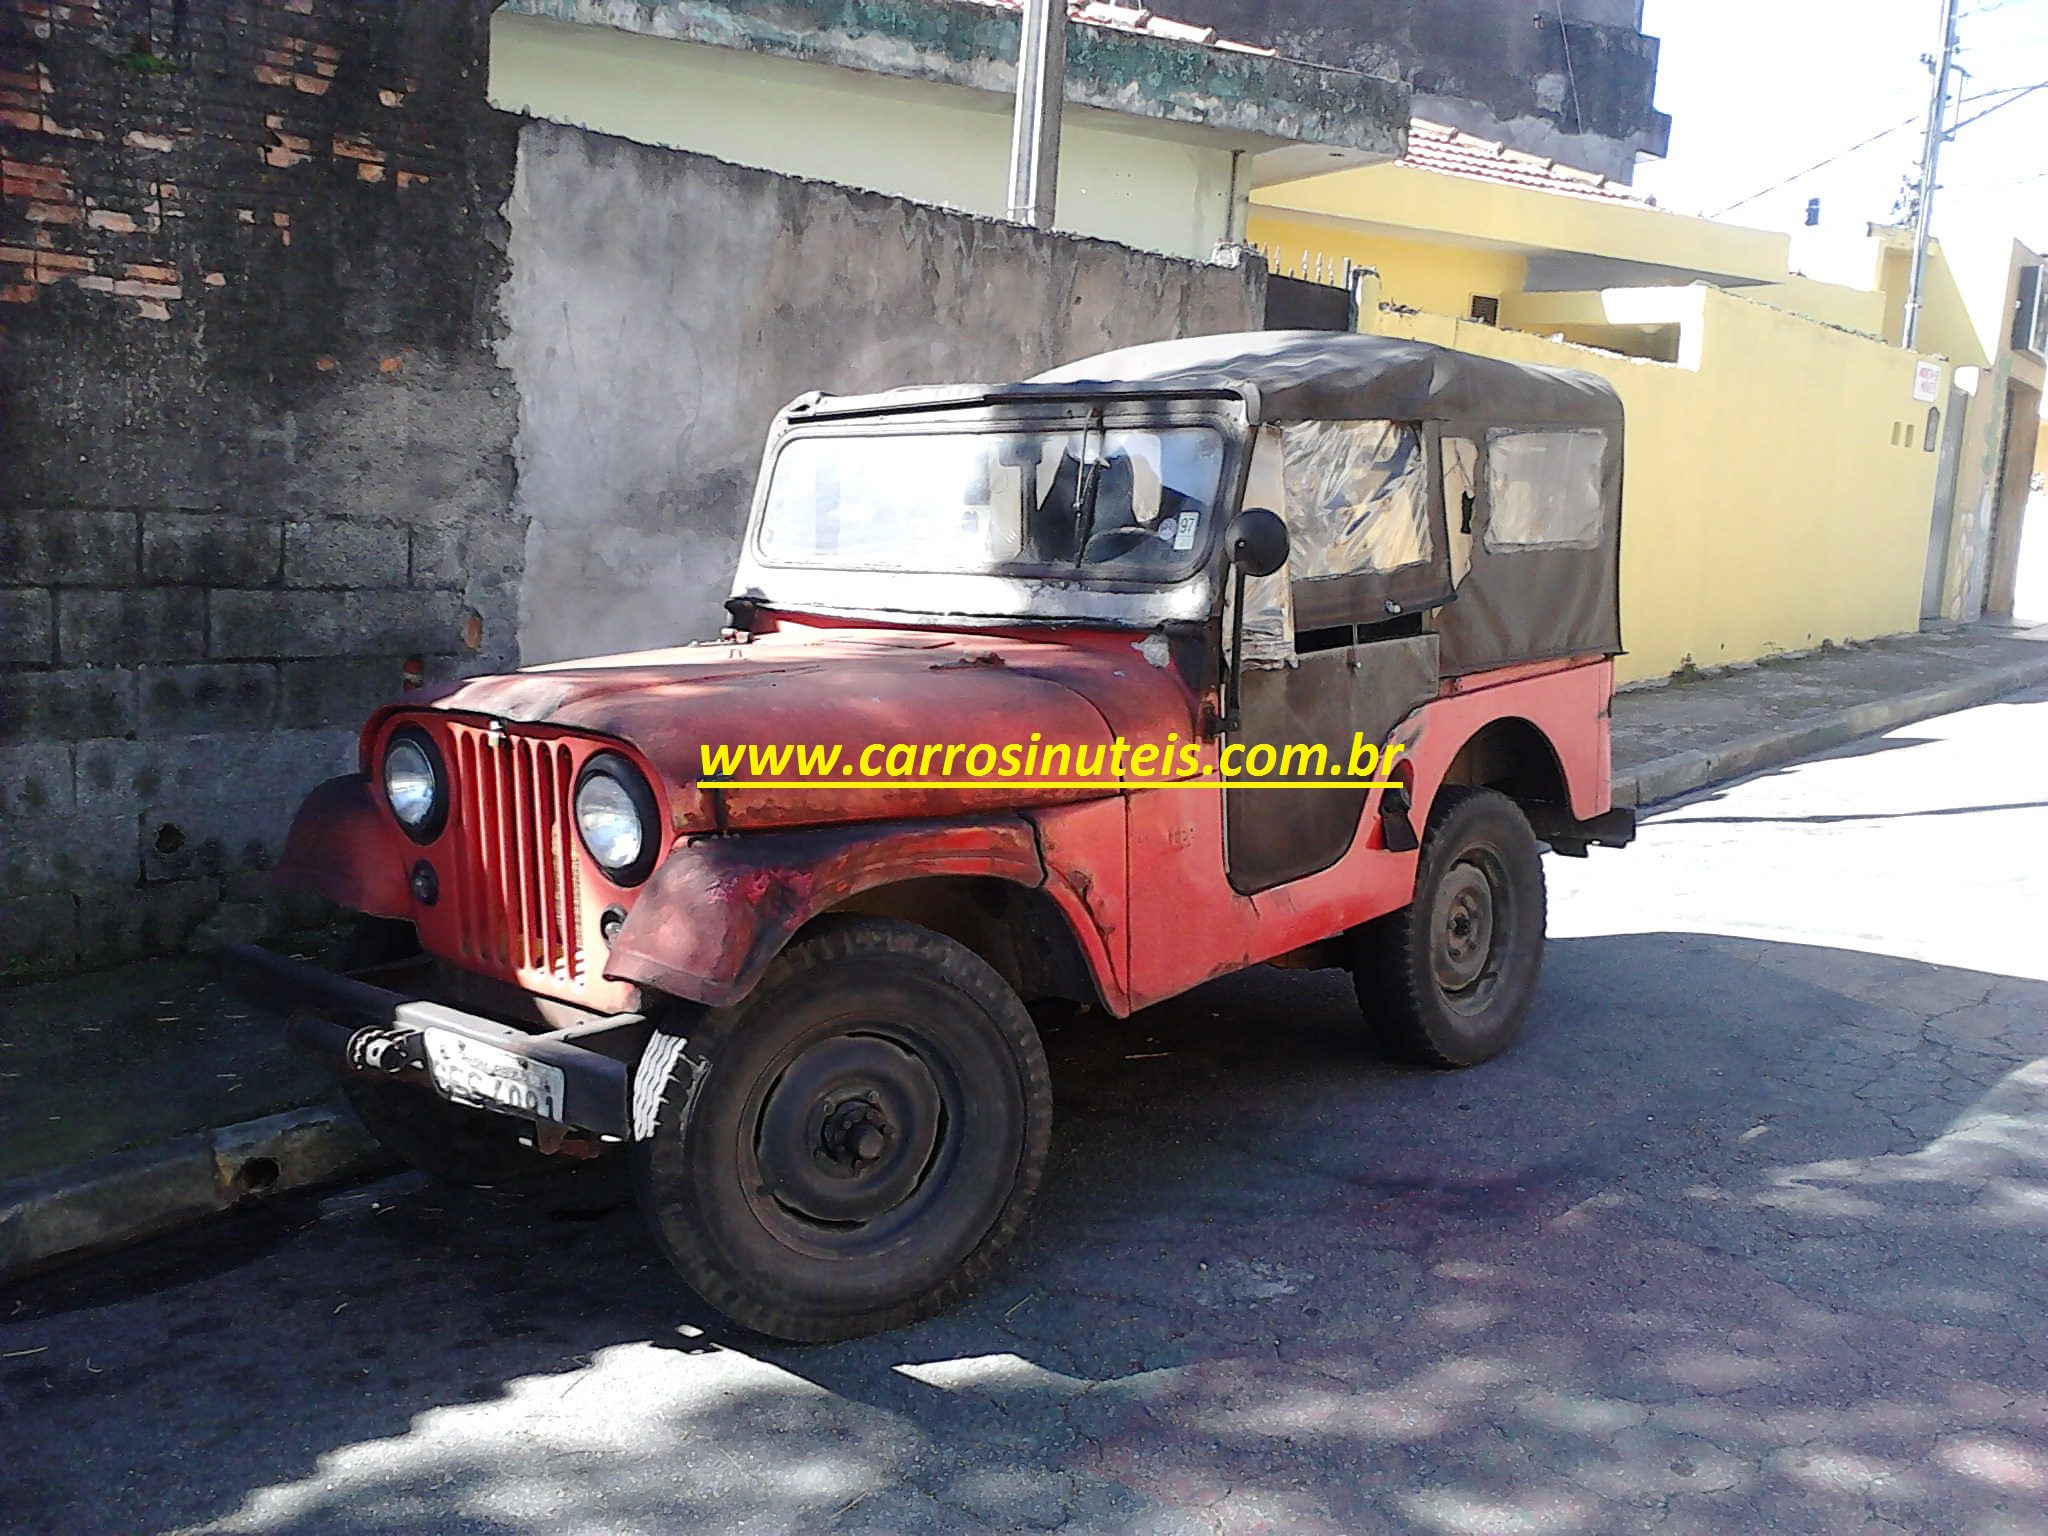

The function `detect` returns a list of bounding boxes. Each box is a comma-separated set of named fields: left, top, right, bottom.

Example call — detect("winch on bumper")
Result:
left=225, top=943, right=654, bottom=1146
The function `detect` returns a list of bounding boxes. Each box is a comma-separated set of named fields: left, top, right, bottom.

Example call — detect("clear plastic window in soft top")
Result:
left=1484, top=429, right=1609, bottom=550
left=1279, top=420, right=1433, bottom=579
left=756, top=424, right=1229, bottom=582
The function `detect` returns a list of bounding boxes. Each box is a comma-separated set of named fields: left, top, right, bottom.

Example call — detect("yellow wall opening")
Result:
left=1368, top=294, right=1943, bottom=685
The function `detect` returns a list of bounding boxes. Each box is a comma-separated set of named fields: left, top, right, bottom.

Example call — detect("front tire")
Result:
left=631, top=916, right=1053, bottom=1342
left=1350, top=785, right=1547, bottom=1068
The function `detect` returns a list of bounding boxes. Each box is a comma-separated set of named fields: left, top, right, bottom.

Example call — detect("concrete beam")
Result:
left=498, top=0, right=1407, bottom=157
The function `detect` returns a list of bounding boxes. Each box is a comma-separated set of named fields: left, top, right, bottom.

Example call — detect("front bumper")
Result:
left=224, top=943, right=652, bottom=1141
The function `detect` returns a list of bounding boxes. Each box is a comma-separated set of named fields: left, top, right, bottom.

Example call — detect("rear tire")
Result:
left=1350, top=785, right=1547, bottom=1068
left=630, top=916, right=1052, bottom=1342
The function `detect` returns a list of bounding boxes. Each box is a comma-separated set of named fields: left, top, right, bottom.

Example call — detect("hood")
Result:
left=407, top=628, right=1200, bottom=832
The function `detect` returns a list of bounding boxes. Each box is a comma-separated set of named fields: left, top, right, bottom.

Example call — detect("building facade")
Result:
left=492, top=0, right=1406, bottom=262
left=1161, top=0, right=1670, bottom=183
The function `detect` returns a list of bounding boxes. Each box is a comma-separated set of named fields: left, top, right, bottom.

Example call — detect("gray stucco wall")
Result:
left=500, top=121, right=1265, bottom=665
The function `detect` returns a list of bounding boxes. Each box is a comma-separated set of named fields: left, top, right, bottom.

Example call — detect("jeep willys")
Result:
left=232, top=331, right=1634, bottom=1341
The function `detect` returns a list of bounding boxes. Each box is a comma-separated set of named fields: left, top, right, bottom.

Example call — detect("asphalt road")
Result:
left=5, top=686, right=2046, bottom=1536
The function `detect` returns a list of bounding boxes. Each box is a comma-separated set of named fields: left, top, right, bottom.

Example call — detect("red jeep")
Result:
left=233, top=332, right=1634, bottom=1340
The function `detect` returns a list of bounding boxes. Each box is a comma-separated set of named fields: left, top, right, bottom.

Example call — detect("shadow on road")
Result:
left=4, top=932, right=2046, bottom=1534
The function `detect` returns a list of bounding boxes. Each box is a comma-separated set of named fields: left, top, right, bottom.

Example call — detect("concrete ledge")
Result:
left=1618, top=652, right=2048, bottom=809
left=0, top=1104, right=393, bottom=1281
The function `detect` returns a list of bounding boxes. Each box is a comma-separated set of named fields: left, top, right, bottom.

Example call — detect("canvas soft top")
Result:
left=781, top=332, right=1623, bottom=433
left=1030, top=331, right=1624, bottom=431
left=761, top=331, right=1625, bottom=676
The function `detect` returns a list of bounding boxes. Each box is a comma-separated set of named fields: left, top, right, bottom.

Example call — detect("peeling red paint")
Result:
left=606, top=817, right=1047, bottom=1007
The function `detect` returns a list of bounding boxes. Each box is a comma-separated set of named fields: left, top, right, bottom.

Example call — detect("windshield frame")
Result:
left=749, top=403, right=1243, bottom=588
left=731, top=394, right=1253, bottom=632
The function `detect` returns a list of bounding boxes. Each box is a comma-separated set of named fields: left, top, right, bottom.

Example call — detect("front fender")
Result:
left=603, top=815, right=1048, bottom=1008
left=273, top=773, right=411, bottom=917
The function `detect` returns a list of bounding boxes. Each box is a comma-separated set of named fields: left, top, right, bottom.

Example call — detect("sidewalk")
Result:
left=7, top=620, right=2048, bottom=1278
left=1611, top=620, right=2048, bottom=804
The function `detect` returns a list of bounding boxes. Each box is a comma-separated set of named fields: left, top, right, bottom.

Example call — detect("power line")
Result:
left=1712, top=118, right=1919, bottom=216
left=1946, top=166, right=2048, bottom=198
left=1553, top=0, right=1584, bottom=134
left=1711, top=81, right=2047, bottom=218
left=1945, top=78, right=2048, bottom=132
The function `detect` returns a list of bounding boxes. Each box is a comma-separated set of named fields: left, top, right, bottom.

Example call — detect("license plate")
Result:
left=422, top=1030, right=566, bottom=1122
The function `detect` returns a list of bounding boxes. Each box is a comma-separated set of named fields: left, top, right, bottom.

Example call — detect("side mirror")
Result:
left=1218, top=508, right=1288, bottom=738
left=1226, top=507, right=1289, bottom=577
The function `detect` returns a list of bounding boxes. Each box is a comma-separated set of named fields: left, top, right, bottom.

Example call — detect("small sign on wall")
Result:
left=1913, top=360, right=1943, bottom=403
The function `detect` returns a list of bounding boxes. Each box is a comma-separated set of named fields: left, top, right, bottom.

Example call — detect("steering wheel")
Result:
left=1083, top=524, right=1157, bottom=563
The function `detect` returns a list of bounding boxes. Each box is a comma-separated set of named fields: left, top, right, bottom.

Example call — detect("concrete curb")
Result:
left=0, top=1103, right=396, bottom=1282
left=1616, top=651, right=2048, bottom=809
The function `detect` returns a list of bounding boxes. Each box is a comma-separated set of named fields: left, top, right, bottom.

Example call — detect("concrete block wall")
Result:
left=0, top=0, right=519, bottom=974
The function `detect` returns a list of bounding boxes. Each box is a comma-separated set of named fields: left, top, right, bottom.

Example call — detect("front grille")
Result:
left=444, top=723, right=583, bottom=984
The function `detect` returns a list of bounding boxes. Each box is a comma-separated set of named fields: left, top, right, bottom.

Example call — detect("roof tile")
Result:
left=1404, top=119, right=1647, bottom=204
left=960, top=0, right=1275, bottom=56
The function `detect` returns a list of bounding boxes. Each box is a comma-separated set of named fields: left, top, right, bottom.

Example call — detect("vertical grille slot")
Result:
left=441, top=723, right=582, bottom=985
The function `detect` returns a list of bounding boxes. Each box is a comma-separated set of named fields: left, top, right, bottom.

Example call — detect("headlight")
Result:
left=575, top=754, right=658, bottom=885
left=383, top=729, right=446, bottom=843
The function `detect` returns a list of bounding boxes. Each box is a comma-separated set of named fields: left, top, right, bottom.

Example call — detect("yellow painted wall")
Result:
left=1256, top=162, right=1997, bottom=352
left=491, top=12, right=1243, bottom=261
left=1367, top=292, right=1944, bottom=684
left=1249, top=212, right=1526, bottom=320
left=1746, top=274, right=1889, bottom=337
left=1874, top=242, right=1988, bottom=364
left=1257, top=162, right=1791, bottom=290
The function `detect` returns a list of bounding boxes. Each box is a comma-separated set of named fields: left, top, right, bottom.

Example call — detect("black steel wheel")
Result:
left=630, top=916, right=1052, bottom=1342
left=1350, top=785, right=1547, bottom=1068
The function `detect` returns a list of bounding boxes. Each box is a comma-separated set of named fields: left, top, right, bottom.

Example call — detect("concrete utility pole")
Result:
left=1006, top=0, right=1067, bottom=230
left=1904, top=0, right=1962, bottom=351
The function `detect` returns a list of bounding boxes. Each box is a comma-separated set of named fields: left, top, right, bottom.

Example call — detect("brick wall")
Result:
left=0, top=1, right=1262, bottom=982
left=0, top=0, right=519, bottom=973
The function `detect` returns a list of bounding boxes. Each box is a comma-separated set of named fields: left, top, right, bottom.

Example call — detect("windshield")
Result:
left=756, top=424, right=1229, bottom=581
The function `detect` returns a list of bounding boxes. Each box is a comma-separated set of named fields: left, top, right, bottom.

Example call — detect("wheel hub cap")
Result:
left=756, top=1034, right=942, bottom=1226
left=1433, top=862, right=1496, bottom=993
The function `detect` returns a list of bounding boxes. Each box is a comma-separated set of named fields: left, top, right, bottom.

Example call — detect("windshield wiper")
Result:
left=1070, top=416, right=1105, bottom=568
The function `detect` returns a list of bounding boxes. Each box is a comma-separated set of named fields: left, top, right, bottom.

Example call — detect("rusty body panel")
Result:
left=1027, top=794, right=1135, bottom=1014
left=392, top=626, right=1199, bottom=835
left=1124, top=656, right=1613, bottom=1010
left=605, top=815, right=1047, bottom=1009
left=275, top=774, right=411, bottom=919
left=277, top=635, right=1612, bottom=1020
left=288, top=624, right=1199, bottom=1016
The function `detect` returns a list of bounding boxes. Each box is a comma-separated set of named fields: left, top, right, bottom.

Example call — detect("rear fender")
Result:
left=603, top=816, right=1050, bottom=1008
left=273, top=773, right=412, bottom=917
